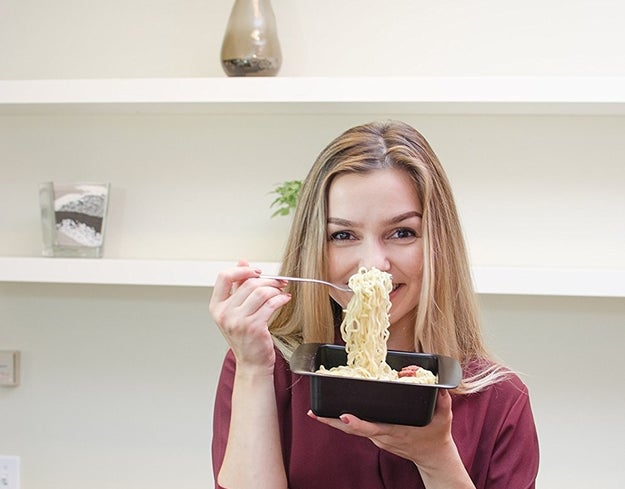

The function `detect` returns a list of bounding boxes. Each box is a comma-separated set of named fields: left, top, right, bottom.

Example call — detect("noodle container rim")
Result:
left=289, top=343, right=463, bottom=426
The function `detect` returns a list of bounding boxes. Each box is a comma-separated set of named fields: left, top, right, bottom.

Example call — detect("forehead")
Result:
left=328, top=168, right=421, bottom=214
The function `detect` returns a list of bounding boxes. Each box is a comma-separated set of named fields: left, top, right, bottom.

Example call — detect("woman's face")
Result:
left=326, top=168, right=424, bottom=337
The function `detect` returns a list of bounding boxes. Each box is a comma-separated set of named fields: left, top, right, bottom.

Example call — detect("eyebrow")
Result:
left=327, top=211, right=422, bottom=227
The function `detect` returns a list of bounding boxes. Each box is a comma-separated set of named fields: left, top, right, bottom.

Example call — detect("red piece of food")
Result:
left=398, top=365, right=422, bottom=377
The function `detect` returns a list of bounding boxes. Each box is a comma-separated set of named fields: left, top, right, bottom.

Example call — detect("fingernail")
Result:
left=339, top=414, right=350, bottom=424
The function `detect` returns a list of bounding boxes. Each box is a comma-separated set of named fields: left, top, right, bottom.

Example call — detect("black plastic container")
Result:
left=290, top=343, right=462, bottom=426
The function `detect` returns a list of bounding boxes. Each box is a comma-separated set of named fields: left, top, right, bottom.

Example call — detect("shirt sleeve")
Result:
left=211, top=349, right=236, bottom=489
left=487, top=381, right=540, bottom=489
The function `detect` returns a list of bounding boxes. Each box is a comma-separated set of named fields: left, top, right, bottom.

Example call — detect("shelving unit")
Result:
left=2, top=76, right=624, bottom=297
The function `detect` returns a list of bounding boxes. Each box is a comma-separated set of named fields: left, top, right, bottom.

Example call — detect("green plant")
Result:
left=270, top=180, right=302, bottom=217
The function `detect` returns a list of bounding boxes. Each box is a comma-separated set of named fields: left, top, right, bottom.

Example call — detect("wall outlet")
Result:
left=0, top=351, right=20, bottom=387
left=0, top=456, right=20, bottom=489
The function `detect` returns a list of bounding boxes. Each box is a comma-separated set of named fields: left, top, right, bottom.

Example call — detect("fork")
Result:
left=260, top=275, right=352, bottom=292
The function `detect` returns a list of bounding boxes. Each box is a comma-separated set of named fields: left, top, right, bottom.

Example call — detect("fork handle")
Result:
left=260, top=275, right=351, bottom=292
left=260, top=275, right=291, bottom=281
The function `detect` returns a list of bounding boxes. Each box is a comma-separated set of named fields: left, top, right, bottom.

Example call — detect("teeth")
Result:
left=392, top=284, right=400, bottom=291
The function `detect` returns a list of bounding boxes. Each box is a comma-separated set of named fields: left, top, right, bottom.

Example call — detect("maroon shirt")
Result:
left=212, top=349, right=539, bottom=488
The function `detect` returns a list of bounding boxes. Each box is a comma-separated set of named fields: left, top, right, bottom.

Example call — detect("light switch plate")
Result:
left=0, top=351, right=20, bottom=386
left=0, top=455, right=20, bottom=489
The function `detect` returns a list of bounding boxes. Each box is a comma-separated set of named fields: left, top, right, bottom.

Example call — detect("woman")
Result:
left=210, top=120, right=539, bottom=489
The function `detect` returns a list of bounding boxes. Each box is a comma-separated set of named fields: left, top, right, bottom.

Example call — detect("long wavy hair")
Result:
left=269, top=120, right=507, bottom=393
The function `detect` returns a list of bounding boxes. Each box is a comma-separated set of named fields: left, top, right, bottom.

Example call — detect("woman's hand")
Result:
left=209, top=260, right=292, bottom=375
left=308, top=389, right=452, bottom=464
left=308, top=390, right=474, bottom=487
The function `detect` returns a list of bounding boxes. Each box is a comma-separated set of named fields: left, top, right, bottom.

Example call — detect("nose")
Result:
left=359, top=239, right=391, bottom=272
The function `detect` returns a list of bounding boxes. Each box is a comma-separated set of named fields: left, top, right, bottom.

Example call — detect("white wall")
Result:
left=1, top=283, right=227, bottom=489
left=480, top=295, right=625, bottom=488
left=1, top=1, right=625, bottom=488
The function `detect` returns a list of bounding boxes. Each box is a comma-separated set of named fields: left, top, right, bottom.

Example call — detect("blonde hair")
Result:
left=269, top=120, right=507, bottom=393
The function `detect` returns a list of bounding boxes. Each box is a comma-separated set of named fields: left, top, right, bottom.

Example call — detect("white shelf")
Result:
left=1, top=76, right=625, bottom=115
left=0, top=257, right=280, bottom=288
left=471, top=266, right=625, bottom=298
left=1, top=257, right=623, bottom=297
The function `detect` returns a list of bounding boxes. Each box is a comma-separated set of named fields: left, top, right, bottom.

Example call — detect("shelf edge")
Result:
left=0, top=257, right=280, bottom=287
left=1, top=258, right=623, bottom=297
left=1, top=76, right=625, bottom=115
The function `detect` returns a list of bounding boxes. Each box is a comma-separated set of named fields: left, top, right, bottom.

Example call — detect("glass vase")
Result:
left=39, top=182, right=110, bottom=258
left=220, top=0, right=282, bottom=77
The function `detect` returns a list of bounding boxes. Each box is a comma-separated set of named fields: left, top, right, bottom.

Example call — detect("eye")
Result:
left=329, top=230, right=356, bottom=241
left=389, top=227, right=417, bottom=240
